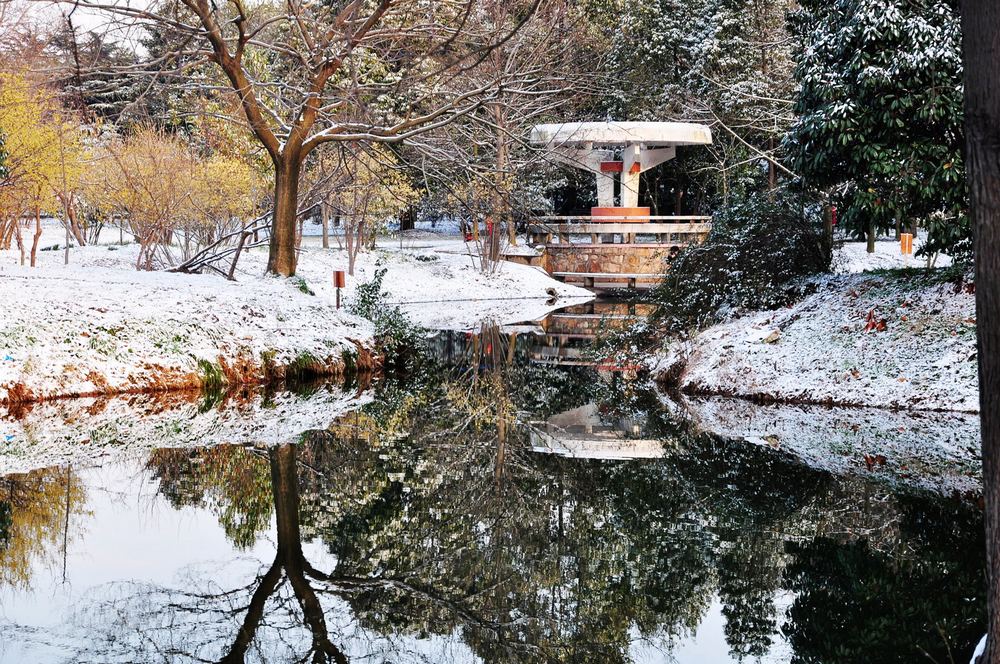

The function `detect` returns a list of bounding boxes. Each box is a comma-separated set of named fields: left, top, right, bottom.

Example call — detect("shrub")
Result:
left=650, top=187, right=830, bottom=334
left=349, top=267, right=421, bottom=366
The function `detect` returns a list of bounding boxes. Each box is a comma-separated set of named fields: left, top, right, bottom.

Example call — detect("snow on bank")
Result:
left=0, top=260, right=374, bottom=404
left=0, top=385, right=371, bottom=475
left=248, top=236, right=593, bottom=330
left=663, top=392, right=981, bottom=495
left=1, top=224, right=589, bottom=403
left=651, top=271, right=978, bottom=412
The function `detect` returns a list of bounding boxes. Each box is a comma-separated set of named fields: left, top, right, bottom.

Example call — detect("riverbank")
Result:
left=0, top=224, right=590, bottom=406
left=650, top=269, right=978, bottom=413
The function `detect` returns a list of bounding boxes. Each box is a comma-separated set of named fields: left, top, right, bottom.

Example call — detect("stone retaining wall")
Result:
left=544, top=245, right=673, bottom=275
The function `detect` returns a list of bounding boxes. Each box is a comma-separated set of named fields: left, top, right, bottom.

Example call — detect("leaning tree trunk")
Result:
left=66, top=199, right=86, bottom=247
left=268, top=158, right=301, bottom=277
left=962, top=1, right=1000, bottom=662
left=30, top=208, right=42, bottom=267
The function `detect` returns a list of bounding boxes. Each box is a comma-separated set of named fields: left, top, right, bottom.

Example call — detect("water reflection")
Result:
left=0, top=310, right=987, bottom=663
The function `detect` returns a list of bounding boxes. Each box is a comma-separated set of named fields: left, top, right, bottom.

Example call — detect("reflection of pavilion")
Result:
left=525, top=300, right=652, bottom=368
left=424, top=300, right=652, bottom=371
left=528, top=403, right=665, bottom=460
left=523, top=121, right=714, bottom=290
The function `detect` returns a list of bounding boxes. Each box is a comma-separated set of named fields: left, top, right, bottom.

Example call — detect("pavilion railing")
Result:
left=527, top=215, right=712, bottom=247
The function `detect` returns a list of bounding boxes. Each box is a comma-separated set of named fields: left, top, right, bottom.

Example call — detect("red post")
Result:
left=334, top=270, right=346, bottom=309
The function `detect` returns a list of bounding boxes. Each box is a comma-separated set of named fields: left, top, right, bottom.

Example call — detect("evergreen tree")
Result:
left=786, top=0, right=967, bottom=256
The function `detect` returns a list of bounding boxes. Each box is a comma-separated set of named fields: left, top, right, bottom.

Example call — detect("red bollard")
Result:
left=334, top=270, right=346, bottom=309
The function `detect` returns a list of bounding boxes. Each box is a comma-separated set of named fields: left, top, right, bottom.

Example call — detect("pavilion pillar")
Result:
left=596, top=168, right=615, bottom=208
left=621, top=144, right=642, bottom=209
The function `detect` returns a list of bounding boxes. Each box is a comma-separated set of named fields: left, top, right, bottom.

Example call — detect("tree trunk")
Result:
left=822, top=203, right=834, bottom=266
left=0, top=219, right=10, bottom=250
left=30, top=209, right=42, bottom=267
left=866, top=219, right=876, bottom=253
left=400, top=205, right=415, bottom=232
left=66, top=198, right=86, bottom=247
left=963, top=2, right=1000, bottom=662
left=15, top=218, right=25, bottom=266
left=346, top=221, right=359, bottom=276
left=268, top=158, right=301, bottom=277
left=321, top=202, right=330, bottom=249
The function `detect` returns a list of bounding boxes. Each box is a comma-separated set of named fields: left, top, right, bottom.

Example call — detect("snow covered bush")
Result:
left=349, top=267, right=421, bottom=366
left=650, top=188, right=830, bottom=334
left=786, top=0, right=967, bottom=257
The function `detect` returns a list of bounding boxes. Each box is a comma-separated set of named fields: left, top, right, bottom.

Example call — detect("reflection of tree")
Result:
left=51, top=355, right=990, bottom=663
left=782, top=498, right=986, bottom=664
left=0, top=466, right=85, bottom=589
left=149, top=446, right=273, bottom=549
left=220, top=443, right=347, bottom=664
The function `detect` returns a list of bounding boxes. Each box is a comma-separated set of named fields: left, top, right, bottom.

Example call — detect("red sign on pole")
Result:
left=333, top=270, right=346, bottom=309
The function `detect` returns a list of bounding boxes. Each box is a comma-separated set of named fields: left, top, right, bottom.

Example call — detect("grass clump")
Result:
left=291, top=276, right=315, bottom=295
left=197, top=358, right=227, bottom=392
left=286, top=351, right=321, bottom=381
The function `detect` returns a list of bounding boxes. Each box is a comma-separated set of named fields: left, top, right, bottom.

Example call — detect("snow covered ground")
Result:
left=832, top=233, right=952, bottom=273
left=651, top=271, right=978, bottom=412
left=0, top=222, right=589, bottom=405
left=290, top=235, right=591, bottom=330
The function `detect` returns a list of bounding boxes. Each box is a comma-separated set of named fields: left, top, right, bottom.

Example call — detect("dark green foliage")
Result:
left=783, top=530, right=985, bottom=663
left=348, top=267, right=422, bottom=367
left=785, top=0, right=967, bottom=256
left=650, top=188, right=830, bottom=334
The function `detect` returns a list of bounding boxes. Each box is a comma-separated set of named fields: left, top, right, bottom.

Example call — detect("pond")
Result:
left=0, top=302, right=986, bottom=663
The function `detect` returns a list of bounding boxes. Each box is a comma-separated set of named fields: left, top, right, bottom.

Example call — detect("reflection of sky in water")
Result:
left=0, top=463, right=482, bottom=664
left=0, top=459, right=795, bottom=664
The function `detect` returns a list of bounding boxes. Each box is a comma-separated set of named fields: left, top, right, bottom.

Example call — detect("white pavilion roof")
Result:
left=530, top=121, right=712, bottom=147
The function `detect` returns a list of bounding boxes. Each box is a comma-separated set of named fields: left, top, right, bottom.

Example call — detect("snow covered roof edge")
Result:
left=530, top=121, right=713, bottom=147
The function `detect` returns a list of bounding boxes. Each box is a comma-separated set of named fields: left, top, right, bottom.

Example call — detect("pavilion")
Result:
left=529, top=121, right=713, bottom=219
left=518, top=121, right=714, bottom=289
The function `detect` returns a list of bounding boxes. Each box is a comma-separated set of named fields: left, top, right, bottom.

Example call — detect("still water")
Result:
left=0, top=304, right=986, bottom=663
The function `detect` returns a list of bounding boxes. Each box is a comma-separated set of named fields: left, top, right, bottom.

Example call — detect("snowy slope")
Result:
left=1, top=223, right=590, bottom=404
left=651, top=272, right=978, bottom=412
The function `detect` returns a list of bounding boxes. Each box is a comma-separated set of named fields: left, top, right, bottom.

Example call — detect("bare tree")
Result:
left=384, top=0, right=602, bottom=278
left=37, top=0, right=544, bottom=277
